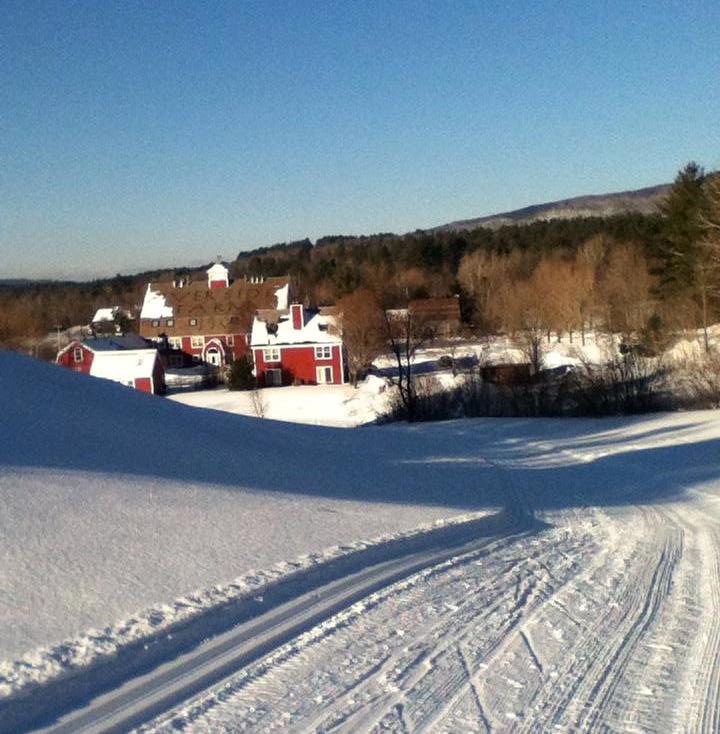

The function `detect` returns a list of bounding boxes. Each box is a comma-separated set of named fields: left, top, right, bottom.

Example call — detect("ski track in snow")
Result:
left=6, top=349, right=720, bottom=732
left=142, top=485, right=720, bottom=733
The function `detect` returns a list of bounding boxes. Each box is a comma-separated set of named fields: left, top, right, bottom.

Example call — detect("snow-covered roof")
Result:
left=140, top=285, right=175, bottom=320
left=251, top=306, right=342, bottom=347
left=90, top=350, right=159, bottom=382
left=207, top=262, right=229, bottom=277
left=206, top=263, right=230, bottom=285
left=274, top=282, right=290, bottom=311
left=92, top=307, right=117, bottom=323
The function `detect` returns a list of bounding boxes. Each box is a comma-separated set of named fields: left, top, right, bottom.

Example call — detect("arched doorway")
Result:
left=203, top=339, right=226, bottom=367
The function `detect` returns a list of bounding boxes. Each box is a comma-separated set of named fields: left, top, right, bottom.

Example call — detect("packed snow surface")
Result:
left=4, top=342, right=720, bottom=732
left=144, top=410, right=720, bottom=733
left=0, top=351, right=495, bottom=678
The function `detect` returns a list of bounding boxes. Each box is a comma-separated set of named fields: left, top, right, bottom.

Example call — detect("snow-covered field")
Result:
left=0, top=351, right=497, bottom=700
left=169, top=377, right=388, bottom=427
left=167, top=333, right=625, bottom=427
left=142, top=411, right=720, bottom=733
left=3, top=343, right=720, bottom=732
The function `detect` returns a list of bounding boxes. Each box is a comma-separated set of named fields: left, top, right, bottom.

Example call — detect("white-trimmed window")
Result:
left=73, top=347, right=83, bottom=363
left=190, top=336, right=203, bottom=349
left=265, top=368, right=282, bottom=387
left=166, top=318, right=174, bottom=327
left=189, top=318, right=198, bottom=326
left=168, top=336, right=182, bottom=349
left=314, top=345, right=332, bottom=360
left=263, top=347, right=280, bottom=362
left=316, top=366, right=333, bottom=384
left=151, top=319, right=160, bottom=327
left=226, top=334, right=235, bottom=346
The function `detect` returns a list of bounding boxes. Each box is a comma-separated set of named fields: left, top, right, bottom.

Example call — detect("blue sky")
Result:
left=2, top=1, right=719, bottom=280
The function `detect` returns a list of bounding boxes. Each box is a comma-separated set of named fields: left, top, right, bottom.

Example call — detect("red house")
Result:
left=251, top=303, right=346, bottom=387
left=139, top=262, right=290, bottom=369
left=56, top=335, right=165, bottom=394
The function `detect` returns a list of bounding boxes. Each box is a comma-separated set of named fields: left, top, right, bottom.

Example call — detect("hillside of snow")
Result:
left=0, top=350, right=500, bottom=670
left=4, top=346, right=720, bottom=731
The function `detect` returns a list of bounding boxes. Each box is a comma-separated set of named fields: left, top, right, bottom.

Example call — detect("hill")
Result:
left=430, top=183, right=670, bottom=232
left=0, top=350, right=489, bottom=692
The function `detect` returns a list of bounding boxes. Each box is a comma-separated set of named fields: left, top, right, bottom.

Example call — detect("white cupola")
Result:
left=207, top=261, right=230, bottom=289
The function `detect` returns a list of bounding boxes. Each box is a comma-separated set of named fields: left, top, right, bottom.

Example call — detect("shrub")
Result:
left=226, top=356, right=256, bottom=391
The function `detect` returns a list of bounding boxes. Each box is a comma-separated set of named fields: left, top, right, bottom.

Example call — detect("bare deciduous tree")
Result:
left=336, top=289, right=386, bottom=387
left=598, top=243, right=655, bottom=341
left=382, top=306, right=436, bottom=421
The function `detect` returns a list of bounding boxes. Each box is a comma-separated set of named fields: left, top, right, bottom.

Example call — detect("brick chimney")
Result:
left=291, top=303, right=304, bottom=331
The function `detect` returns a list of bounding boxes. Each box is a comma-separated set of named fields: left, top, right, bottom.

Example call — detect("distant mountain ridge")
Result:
left=430, top=183, right=670, bottom=233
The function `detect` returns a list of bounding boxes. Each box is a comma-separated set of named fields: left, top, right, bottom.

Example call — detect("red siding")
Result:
left=180, top=334, right=248, bottom=362
left=254, top=344, right=344, bottom=386
left=209, top=280, right=227, bottom=289
left=57, top=342, right=94, bottom=373
left=134, top=377, right=153, bottom=393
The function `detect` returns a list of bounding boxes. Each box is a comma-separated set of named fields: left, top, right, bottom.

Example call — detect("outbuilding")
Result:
left=56, top=335, right=165, bottom=394
left=251, top=303, right=346, bottom=387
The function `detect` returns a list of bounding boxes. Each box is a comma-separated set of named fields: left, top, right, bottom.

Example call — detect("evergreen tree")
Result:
left=655, top=162, right=707, bottom=298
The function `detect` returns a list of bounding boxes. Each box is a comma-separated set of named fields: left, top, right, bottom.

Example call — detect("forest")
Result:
left=2, top=162, right=719, bottom=363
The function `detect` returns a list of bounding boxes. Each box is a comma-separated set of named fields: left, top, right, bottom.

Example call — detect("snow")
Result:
left=4, top=331, right=720, bottom=730
left=139, top=285, right=174, bottom=320
left=273, top=282, right=290, bottom=310
left=169, top=377, right=389, bottom=427
left=206, top=263, right=229, bottom=280
left=0, top=350, right=483, bottom=696
left=91, top=307, right=116, bottom=323
left=251, top=307, right=341, bottom=347
left=144, top=410, right=720, bottom=733
left=90, top=349, right=159, bottom=383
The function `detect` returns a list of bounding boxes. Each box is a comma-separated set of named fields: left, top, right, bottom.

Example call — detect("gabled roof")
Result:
left=251, top=307, right=341, bottom=347
left=57, top=335, right=152, bottom=360
left=92, top=307, right=116, bottom=323
left=206, top=262, right=230, bottom=279
left=139, top=276, right=291, bottom=335
left=90, top=350, right=160, bottom=381
left=91, top=306, right=132, bottom=324
left=83, top=335, right=152, bottom=352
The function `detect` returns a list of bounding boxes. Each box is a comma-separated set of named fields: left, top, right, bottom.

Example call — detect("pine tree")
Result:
left=656, top=162, right=707, bottom=297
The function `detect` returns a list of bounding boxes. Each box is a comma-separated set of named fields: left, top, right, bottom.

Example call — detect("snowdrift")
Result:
left=0, top=350, right=500, bottom=701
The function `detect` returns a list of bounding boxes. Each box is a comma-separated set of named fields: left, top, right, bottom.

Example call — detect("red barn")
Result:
left=251, top=303, right=346, bottom=387
left=57, top=340, right=95, bottom=373
left=56, top=336, right=165, bottom=394
left=139, top=262, right=291, bottom=369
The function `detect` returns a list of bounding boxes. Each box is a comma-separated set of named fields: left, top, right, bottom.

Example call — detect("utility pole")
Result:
left=54, top=324, right=62, bottom=354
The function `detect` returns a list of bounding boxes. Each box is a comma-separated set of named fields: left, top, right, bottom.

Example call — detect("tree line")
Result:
left=3, top=161, right=719, bottom=369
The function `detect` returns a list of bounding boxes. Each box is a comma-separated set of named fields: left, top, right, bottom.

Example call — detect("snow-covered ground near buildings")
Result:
left=169, top=334, right=616, bottom=427
left=143, top=411, right=720, bottom=733
left=0, top=351, right=495, bottom=697
left=169, top=376, right=388, bottom=427
left=4, top=335, right=720, bottom=731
